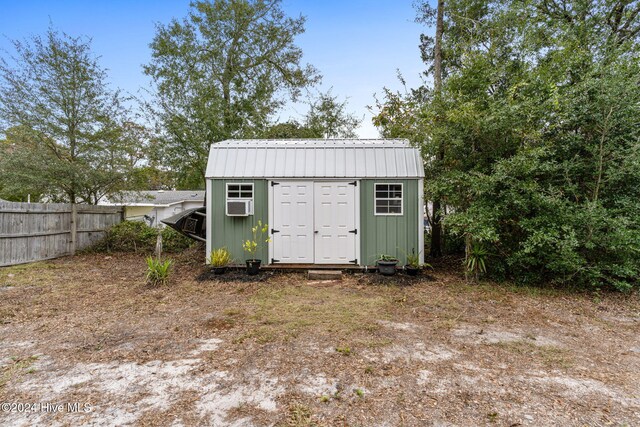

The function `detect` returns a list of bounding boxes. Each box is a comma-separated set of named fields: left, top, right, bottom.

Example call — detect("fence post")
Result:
left=70, top=203, right=77, bottom=256
left=155, top=232, right=163, bottom=259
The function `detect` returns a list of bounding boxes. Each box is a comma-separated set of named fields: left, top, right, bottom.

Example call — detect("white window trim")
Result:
left=374, top=183, right=403, bottom=216
left=226, top=182, right=254, bottom=201
left=226, top=182, right=254, bottom=216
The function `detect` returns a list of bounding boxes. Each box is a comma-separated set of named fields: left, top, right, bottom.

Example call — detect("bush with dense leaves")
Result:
left=90, top=221, right=194, bottom=253
left=160, top=226, right=194, bottom=253
left=435, top=18, right=640, bottom=291
left=446, top=148, right=640, bottom=291
left=378, top=1, right=640, bottom=291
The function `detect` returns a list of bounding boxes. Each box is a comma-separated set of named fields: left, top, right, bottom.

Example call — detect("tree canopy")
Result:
left=304, top=90, right=362, bottom=138
left=374, top=0, right=640, bottom=290
left=0, top=28, right=144, bottom=204
left=263, top=90, right=361, bottom=139
left=144, top=0, right=321, bottom=188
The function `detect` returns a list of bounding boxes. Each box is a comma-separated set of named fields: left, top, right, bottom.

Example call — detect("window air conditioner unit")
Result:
left=226, top=200, right=253, bottom=216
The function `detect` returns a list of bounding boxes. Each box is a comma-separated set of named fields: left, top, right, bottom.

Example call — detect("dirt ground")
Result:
left=0, top=250, right=639, bottom=426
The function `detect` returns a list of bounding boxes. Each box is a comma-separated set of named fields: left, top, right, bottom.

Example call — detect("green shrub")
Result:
left=90, top=221, right=194, bottom=253
left=145, top=257, right=172, bottom=286
left=90, top=221, right=157, bottom=252
left=446, top=148, right=640, bottom=291
left=160, top=226, right=194, bottom=253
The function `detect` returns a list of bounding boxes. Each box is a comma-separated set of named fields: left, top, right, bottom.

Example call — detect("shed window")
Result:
left=226, top=183, right=253, bottom=200
left=375, top=183, right=403, bottom=215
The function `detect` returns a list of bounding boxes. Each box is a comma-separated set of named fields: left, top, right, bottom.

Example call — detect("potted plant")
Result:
left=405, top=251, right=421, bottom=276
left=208, top=247, right=232, bottom=275
left=376, top=254, right=399, bottom=276
left=242, top=220, right=271, bottom=275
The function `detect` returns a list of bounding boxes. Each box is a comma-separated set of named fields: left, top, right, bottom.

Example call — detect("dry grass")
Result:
left=491, top=340, right=574, bottom=369
left=0, top=252, right=639, bottom=426
left=0, top=355, right=39, bottom=388
left=241, top=283, right=389, bottom=344
left=282, top=402, right=318, bottom=427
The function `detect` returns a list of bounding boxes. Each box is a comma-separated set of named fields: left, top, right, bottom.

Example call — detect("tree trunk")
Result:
left=430, top=0, right=445, bottom=258
left=430, top=199, right=443, bottom=257
left=464, top=233, right=472, bottom=282
left=433, top=0, right=444, bottom=94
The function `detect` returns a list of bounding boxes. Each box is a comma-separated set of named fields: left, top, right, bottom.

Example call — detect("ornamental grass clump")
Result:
left=208, top=247, right=233, bottom=267
left=145, top=257, right=172, bottom=286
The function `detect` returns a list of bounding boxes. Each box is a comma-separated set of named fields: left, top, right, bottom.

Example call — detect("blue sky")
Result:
left=0, top=0, right=431, bottom=138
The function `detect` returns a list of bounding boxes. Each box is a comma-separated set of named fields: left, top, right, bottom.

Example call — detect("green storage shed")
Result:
left=205, top=139, right=424, bottom=267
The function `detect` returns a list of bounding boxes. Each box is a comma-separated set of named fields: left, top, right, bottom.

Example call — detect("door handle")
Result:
left=314, top=230, right=318, bottom=234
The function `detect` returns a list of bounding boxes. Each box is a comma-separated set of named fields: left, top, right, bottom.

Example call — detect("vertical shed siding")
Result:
left=360, top=179, right=419, bottom=266
left=210, top=179, right=269, bottom=263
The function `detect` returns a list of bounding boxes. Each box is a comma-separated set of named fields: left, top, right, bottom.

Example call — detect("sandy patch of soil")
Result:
left=377, top=319, right=420, bottom=332
left=363, top=342, right=457, bottom=364
left=451, top=325, right=564, bottom=347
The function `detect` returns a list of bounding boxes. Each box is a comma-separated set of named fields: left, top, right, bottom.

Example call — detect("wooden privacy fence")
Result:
left=0, top=201, right=124, bottom=267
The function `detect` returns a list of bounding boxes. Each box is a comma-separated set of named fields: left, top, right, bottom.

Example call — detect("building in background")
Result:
left=101, top=190, right=204, bottom=227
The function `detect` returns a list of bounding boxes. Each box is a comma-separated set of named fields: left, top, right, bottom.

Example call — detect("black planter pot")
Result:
left=377, top=260, right=398, bottom=276
left=212, top=266, right=227, bottom=275
left=405, top=265, right=419, bottom=276
left=246, top=259, right=262, bottom=275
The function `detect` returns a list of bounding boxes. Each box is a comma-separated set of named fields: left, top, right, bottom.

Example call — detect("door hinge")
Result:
left=349, top=229, right=357, bottom=234
left=349, top=259, right=358, bottom=264
left=271, top=181, right=279, bottom=186
left=349, top=181, right=357, bottom=186
left=271, top=229, right=280, bottom=234
left=271, top=258, right=280, bottom=263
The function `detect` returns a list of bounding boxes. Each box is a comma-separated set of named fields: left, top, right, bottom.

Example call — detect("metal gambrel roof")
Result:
left=205, top=139, right=425, bottom=179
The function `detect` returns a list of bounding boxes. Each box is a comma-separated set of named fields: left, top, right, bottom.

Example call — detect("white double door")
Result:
left=271, top=181, right=357, bottom=264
